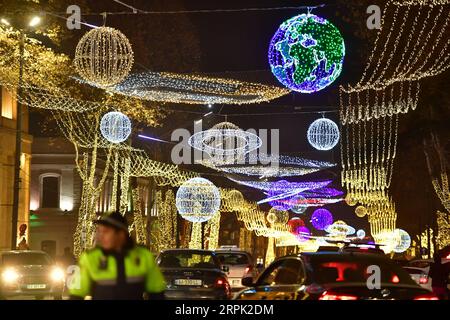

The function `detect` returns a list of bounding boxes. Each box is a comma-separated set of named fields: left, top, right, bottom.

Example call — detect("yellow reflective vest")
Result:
left=69, top=246, right=166, bottom=300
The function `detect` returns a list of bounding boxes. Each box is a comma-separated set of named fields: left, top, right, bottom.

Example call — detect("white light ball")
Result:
left=100, top=111, right=132, bottom=143
left=307, top=118, right=340, bottom=151
left=356, top=229, right=366, bottom=239
left=392, top=229, right=411, bottom=253
left=176, top=177, right=221, bottom=223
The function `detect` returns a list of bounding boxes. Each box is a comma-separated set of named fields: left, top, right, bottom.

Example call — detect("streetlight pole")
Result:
left=11, top=31, right=25, bottom=249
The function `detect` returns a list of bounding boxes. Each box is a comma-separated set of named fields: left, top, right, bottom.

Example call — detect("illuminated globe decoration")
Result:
left=189, top=121, right=262, bottom=165
left=291, top=195, right=308, bottom=214
left=268, top=208, right=289, bottom=224
left=296, top=226, right=310, bottom=242
left=355, top=205, right=367, bottom=218
left=311, top=208, right=334, bottom=230
left=175, top=177, right=221, bottom=223
left=268, top=13, right=345, bottom=93
left=345, top=194, right=357, bottom=206
left=307, top=118, right=340, bottom=151
left=100, top=111, right=132, bottom=144
left=288, top=217, right=305, bottom=235
left=74, top=27, right=134, bottom=87
left=226, top=189, right=244, bottom=211
left=356, top=229, right=366, bottom=239
left=392, top=229, right=411, bottom=253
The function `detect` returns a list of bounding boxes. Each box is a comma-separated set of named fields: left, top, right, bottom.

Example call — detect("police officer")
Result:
left=69, top=212, right=166, bottom=300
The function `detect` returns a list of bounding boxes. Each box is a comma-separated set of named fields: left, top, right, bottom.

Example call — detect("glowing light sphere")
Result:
left=266, top=212, right=277, bottom=224
left=268, top=208, right=289, bottom=224
left=288, top=217, right=305, bottom=235
left=296, top=226, right=310, bottom=242
left=392, top=229, right=411, bottom=253
left=355, top=205, right=367, bottom=218
left=226, top=189, right=244, bottom=211
left=307, top=118, right=340, bottom=151
left=291, top=195, right=308, bottom=214
left=175, top=177, right=221, bottom=223
left=268, top=13, right=345, bottom=93
left=311, top=208, right=334, bottom=230
left=100, top=111, right=132, bottom=144
left=74, top=27, right=134, bottom=87
left=345, top=194, right=357, bottom=206
left=356, top=229, right=366, bottom=239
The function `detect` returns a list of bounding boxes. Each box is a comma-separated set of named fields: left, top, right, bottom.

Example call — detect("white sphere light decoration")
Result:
left=100, top=111, right=132, bottom=144
left=307, top=118, right=340, bottom=151
left=356, top=229, right=366, bottom=239
left=392, top=229, right=411, bottom=253
left=176, top=177, right=221, bottom=223
left=291, top=195, right=308, bottom=214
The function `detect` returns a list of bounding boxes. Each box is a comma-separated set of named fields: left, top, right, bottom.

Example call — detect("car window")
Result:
left=2, top=253, right=51, bottom=266
left=257, top=259, right=304, bottom=286
left=158, top=252, right=219, bottom=269
left=308, top=255, right=416, bottom=285
left=215, top=253, right=250, bottom=265
left=404, top=267, right=423, bottom=275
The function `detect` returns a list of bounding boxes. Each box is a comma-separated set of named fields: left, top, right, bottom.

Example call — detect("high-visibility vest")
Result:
left=70, top=246, right=166, bottom=300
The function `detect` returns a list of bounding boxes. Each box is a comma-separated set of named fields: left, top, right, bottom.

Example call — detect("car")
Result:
left=405, top=258, right=450, bottom=291
left=403, top=266, right=432, bottom=291
left=0, top=250, right=65, bottom=300
left=156, top=249, right=231, bottom=300
left=214, top=247, right=256, bottom=291
left=235, top=252, right=438, bottom=300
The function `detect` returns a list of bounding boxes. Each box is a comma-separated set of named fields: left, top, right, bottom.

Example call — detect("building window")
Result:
left=1, top=86, right=15, bottom=119
left=41, top=176, right=60, bottom=208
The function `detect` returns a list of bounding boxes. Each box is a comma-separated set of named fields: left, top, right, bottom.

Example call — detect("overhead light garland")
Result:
left=94, top=71, right=290, bottom=105
left=199, top=154, right=335, bottom=178
left=268, top=13, right=345, bottom=93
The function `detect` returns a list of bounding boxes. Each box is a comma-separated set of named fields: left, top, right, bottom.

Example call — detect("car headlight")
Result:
left=2, top=268, right=20, bottom=283
left=50, top=267, right=65, bottom=282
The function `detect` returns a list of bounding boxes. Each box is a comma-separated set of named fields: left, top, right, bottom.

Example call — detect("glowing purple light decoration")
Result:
left=311, top=208, right=333, bottom=230
left=296, top=226, right=310, bottom=242
left=268, top=180, right=296, bottom=210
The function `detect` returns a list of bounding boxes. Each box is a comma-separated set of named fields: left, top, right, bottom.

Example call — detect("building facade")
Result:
left=0, top=86, right=32, bottom=251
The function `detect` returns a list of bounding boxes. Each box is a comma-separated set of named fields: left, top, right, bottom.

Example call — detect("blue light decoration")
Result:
left=175, top=177, right=221, bottom=223
left=268, top=180, right=296, bottom=211
left=307, top=118, right=340, bottom=151
left=311, top=208, right=334, bottom=230
left=100, top=111, right=132, bottom=144
left=268, top=13, right=345, bottom=93
left=296, top=226, right=310, bottom=242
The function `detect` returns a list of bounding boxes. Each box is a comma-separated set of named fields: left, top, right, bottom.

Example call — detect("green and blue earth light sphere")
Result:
left=268, top=13, right=345, bottom=93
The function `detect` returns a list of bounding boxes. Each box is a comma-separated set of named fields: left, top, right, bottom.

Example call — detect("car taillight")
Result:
left=419, top=274, right=428, bottom=284
left=245, top=265, right=253, bottom=274
left=414, top=294, right=439, bottom=300
left=319, top=291, right=358, bottom=300
left=215, top=277, right=229, bottom=288
left=391, top=275, right=400, bottom=283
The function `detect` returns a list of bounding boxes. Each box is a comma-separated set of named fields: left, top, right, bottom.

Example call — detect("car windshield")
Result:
left=307, top=255, right=416, bottom=285
left=2, top=253, right=51, bottom=266
left=215, top=253, right=250, bottom=266
left=158, top=251, right=219, bottom=269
